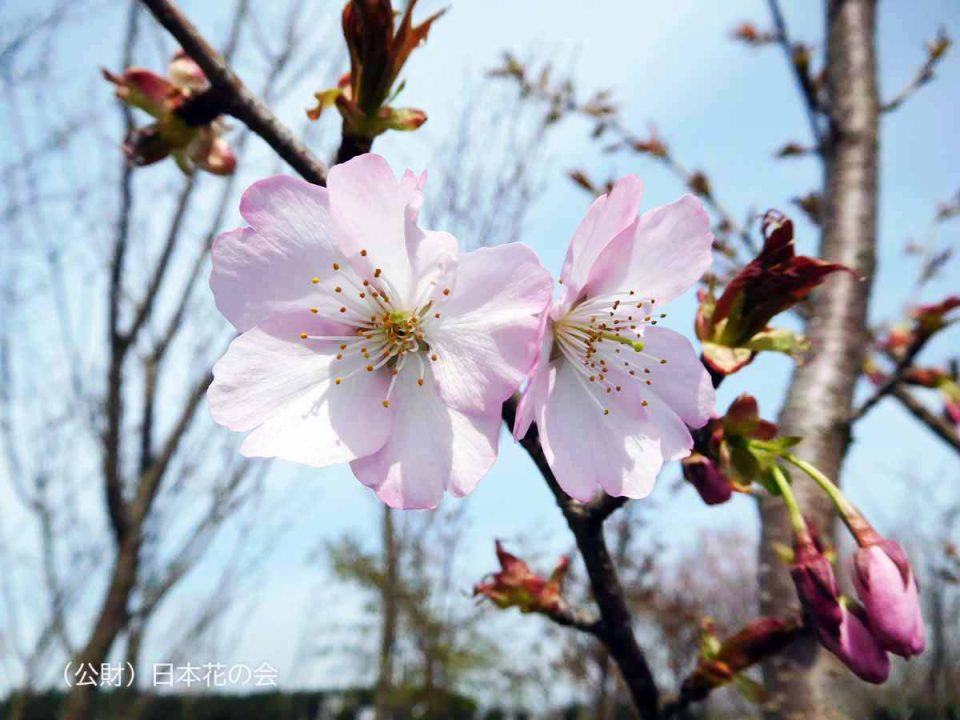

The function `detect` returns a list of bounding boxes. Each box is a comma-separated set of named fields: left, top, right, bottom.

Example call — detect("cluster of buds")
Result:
left=791, top=511, right=925, bottom=683
left=683, top=393, right=927, bottom=684
left=102, top=51, right=236, bottom=176
left=474, top=542, right=570, bottom=617
left=696, top=211, right=854, bottom=375
left=307, top=0, right=444, bottom=141
left=682, top=394, right=780, bottom=505
left=680, top=617, right=799, bottom=703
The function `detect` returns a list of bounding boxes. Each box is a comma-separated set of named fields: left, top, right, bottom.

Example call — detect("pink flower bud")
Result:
left=682, top=453, right=732, bottom=505
left=790, top=534, right=843, bottom=636
left=853, top=541, right=925, bottom=658
left=819, top=601, right=890, bottom=684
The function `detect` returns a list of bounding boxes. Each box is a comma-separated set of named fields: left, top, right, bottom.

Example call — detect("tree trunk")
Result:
left=62, top=533, right=142, bottom=720
left=374, top=506, right=399, bottom=720
left=758, top=1, right=879, bottom=718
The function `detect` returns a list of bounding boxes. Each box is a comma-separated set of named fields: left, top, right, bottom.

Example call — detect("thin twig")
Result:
left=881, top=29, right=950, bottom=114
left=892, top=386, right=960, bottom=456
left=767, top=0, right=824, bottom=146
left=851, top=334, right=932, bottom=421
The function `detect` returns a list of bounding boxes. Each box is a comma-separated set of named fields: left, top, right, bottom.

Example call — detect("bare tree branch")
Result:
left=881, top=28, right=951, bottom=114
left=502, top=397, right=662, bottom=720
left=767, top=0, right=825, bottom=146
left=892, top=385, right=960, bottom=456
left=139, top=0, right=328, bottom=185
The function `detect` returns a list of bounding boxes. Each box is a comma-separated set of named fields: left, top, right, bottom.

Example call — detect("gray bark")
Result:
left=758, top=1, right=879, bottom=718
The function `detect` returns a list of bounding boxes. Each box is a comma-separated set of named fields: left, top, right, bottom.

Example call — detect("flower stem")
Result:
left=781, top=451, right=859, bottom=531
left=769, top=464, right=806, bottom=535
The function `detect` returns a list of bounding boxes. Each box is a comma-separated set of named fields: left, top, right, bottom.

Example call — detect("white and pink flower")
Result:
left=207, top=154, right=552, bottom=508
left=514, top=176, right=716, bottom=501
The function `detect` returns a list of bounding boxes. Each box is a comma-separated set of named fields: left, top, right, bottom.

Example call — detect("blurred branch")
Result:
left=881, top=28, right=951, bottom=114
left=139, top=0, right=328, bottom=185
left=766, top=0, right=825, bottom=145
left=851, top=332, right=932, bottom=421
left=102, top=0, right=140, bottom=546
left=489, top=57, right=757, bottom=259
left=892, top=385, right=960, bottom=456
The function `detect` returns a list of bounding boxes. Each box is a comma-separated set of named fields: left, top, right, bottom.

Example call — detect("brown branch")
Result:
left=138, top=0, right=328, bottom=186
left=124, top=176, right=195, bottom=344
left=767, top=0, right=825, bottom=146
left=892, top=385, right=960, bottom=455
left=502, top=397, right=662, bottom=720
left=881, top=29, right=950, bottom=114
left=545, top=605, right=605, bottom=637
left=851, top=334, right=931, bottom=421
left=102, top=0, right=141, bottom=546
left=132, top=368, right=213, bottom=525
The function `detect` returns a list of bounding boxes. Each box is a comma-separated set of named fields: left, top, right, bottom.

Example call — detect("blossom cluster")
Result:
left=792, top=512, right=924, bottom=683
left=207, top=155, right=714, bottom=509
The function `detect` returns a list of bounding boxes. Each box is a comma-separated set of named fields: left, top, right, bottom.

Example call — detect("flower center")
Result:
left=298, top=251, right=447, bottom=408
left=553, top=290, right=669, bottom=416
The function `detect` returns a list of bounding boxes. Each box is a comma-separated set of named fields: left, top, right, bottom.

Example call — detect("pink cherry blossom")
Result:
left=853, top=541, right=926, bottom=658
left=208, top=154, right=552, bottom=509
left=514, top=175, right=715, bottom=501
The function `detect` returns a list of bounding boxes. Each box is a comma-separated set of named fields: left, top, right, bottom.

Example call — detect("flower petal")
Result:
left=585, top=194, right=713, bottom=305
left=327, top=154, right=416, bottom=302
left=513, top=314, right=553, bottom=440
left=211, top=176, right=338, bottom=331
left=208, top=312, right=391, bottom=466
left=408, top=228, right=459, bottom=308
left=538, top=362, right=692, bottom=501
left=429, top=243, right=553, bottom=414
left=639, top=326, right=715, bottom=427
left=350, top=365, right=500, bottom=509
left=560, top=175, right=643, bottom=295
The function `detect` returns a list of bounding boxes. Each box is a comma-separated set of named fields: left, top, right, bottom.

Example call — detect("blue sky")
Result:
left=1, top=0, right=958, bottom=698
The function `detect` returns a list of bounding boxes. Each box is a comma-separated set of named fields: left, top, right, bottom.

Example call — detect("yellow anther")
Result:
left=641, top=400, right=649, bottom=407
left=310, top=307, right=319, bottom=314
left=299, top=332, right=308, bottom=340
left=604, top=409, right=610, bottom=416
left=382, top=399, right=390, bottom=408
left=311, top=276, right=320, bottom=285
left=335, top=377, right=342, bottom=385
